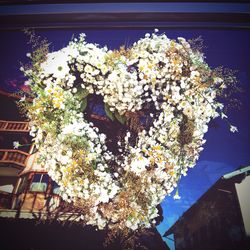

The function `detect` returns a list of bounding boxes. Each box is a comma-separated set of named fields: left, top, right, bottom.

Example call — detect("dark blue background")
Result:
left=1, top=28, right=249, bottom=249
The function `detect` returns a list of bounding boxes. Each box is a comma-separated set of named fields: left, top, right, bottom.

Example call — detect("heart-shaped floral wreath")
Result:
left=19, top=30, right=237, bottom=232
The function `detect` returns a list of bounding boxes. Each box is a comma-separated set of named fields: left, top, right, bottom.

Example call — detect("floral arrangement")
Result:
left=18, top=30, right=237, bottom=232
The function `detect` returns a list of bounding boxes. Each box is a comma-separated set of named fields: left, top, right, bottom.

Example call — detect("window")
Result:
left=51, top=180, right=61, bottom=195
left=0, top=176, right=17, bottom=193
left=29, top=174, right=49, bottom=192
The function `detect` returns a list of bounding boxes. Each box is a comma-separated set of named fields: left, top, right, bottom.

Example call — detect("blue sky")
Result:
left=0, top=27, right=249, bottom=250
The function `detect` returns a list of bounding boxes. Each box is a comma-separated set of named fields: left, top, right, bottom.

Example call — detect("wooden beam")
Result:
left=0, top=3, right=250, bottom=30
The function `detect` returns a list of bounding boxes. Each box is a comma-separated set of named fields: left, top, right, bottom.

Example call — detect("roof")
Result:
left=164, top=165, right=250, bottom=237
left=223, top=166, right=250, bottom=179
left=19, top=152, right=47, bottom=175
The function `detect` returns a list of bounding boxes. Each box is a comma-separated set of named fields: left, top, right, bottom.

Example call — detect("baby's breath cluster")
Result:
left=19, top=30, right=237, bottom=232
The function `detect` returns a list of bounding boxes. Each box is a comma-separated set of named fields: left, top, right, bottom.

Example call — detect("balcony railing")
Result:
left=0, top=120, right=29, bottom=133
left=0, top=149, right=29, bottom=167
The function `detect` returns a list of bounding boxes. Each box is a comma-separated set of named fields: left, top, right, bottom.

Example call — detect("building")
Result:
left=0, top=90, right=63, bottom=218
left=164, top=166, right=250, bottom=250
left=0, top=90, right=169, bottom=250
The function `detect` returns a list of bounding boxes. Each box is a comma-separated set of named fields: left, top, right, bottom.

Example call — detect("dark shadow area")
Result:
left=0, top=216, right=169, bottom=250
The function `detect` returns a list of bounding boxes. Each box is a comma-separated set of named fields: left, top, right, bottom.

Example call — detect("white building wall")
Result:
left=235, top=175, right=250, bottom=236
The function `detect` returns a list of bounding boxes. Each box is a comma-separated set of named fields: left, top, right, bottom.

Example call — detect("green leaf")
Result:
left=75, top=87, right=89, bottom=100
left=115, top=111, right=126, bottom=125
left=93, top=161, right=97, bottom=170
left=80, top=98, right=88, bottom=112
left=104, top=103, right=115, bottom=121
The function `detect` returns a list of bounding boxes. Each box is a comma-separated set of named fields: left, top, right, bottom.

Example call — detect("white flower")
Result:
left=84, top=64, right=93, bottom=74
left=20, top=96, right=26, bottom=102
left=13, top=141, right=21, bottom=149
left=99, top=189, right=110, bottom=203
left=173, top=190, right=181, bottom=200
left=40, top=49, right=71, bottom=79
left=221, top=113, right=228, bottom=119
left=230, top=125, right=238, bottom=133
left=60, top=155, right=71, bottom=165
left=130, top=156, right=150, bottom=175
left=72, top=88, right=77, bottom=93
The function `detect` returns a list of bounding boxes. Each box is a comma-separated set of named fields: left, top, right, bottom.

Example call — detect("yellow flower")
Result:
left=139, top=65, right=144, bottom=71
left=151, top=77, right=156, bottom=86
left=53, top=102, right=61, bottom=109
left=47, top=88, right=53, bottom=94
left=169, top=170, right=175, bottom=176
left=148, top=63, right=153, bottom=69
left=152, top=145, right=161, bottom=151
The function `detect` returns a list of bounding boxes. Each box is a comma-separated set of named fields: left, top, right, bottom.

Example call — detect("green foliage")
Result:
left=80, top=98, right=88, bottom=112
left=75, top=88, right=89, bottom=112
left=63, top=134, right=89, bottom=151
left=115, top=111, right=126, bottom=125
left=104, top=103, right=127, bottom=124
left=105, top=103, right=115, bottom=121
left=75, top=87, right=89, bottom=100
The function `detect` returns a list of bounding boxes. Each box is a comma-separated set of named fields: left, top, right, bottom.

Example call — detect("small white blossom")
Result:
left=173, top=191, right=181, bottom=200
left=230, top=125, right=238, bottom=133
left=13, top=141, right=21, bottom=149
